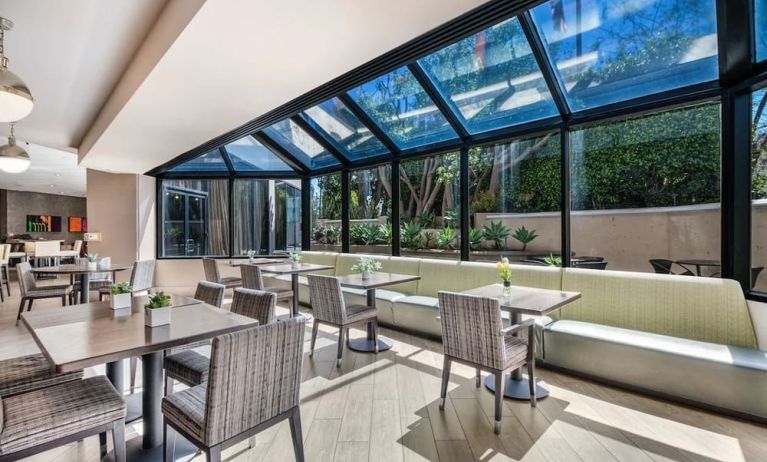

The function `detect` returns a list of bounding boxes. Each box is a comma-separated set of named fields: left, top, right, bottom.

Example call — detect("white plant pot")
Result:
left=249, top=257, right=256, bottom=263
left=110, top=293, right=131, bottom=310
left=144, top=306, right=171, bottom=327
left=291, top=261, right=300, bottom=269
left=87, top=262, right=97, bottom=270
left=362, top=271, right=372, bottom=280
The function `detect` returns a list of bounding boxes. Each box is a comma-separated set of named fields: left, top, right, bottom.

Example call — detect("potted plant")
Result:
left=512, top=226, right=539, bottom=251
left=86, top=253, right=98, bottom=270
left=246, top=249, right=257, bottom=262
left=351, top=256, right=382, bottom=280
left=109, top=282, right=132, bottom=310
left=144, top=292, right=172, bottom=327
left=288, top=251, right=302, bottom=269
left=496, top=257, right=512, bottom=298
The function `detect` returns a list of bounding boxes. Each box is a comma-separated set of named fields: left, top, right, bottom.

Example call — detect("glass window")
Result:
left=757, top=0, right=767, bottom=61
left=262, top=119, right=341, bottom=170
left=160, top=179, right=229, bottom=257
left=570, top=103, right=720, bottom=273
left=348, top=66, right=459, bottom=150
left=311, top=173, right=342, bottom=251
left=302, top=97, right=388, bottom=160
left=169, top=150, right=229, bottom=173
left=350, top=165, right=392, bottom=255
left=752, top=89, right=767, bottom=290
left=530, top=0, right=719, bottom=111
left=469, top=133, right=561, bottom=264
left=275, top=180, right=302, bottom=252
left=232, top=179, right=302, bottom=256
left=225, top=136, right=293, bottom=172
left=418, top=18, right=559, bottom=134
left=399, top=153, right=460, bottom=259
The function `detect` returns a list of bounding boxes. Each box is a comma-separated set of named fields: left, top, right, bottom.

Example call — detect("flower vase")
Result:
left=362, top=271, right=372, bottom=280
left=291, top=261, right=300, bottom=269
left=502, top=280, right=512, bottom=299
left=249, top=257, right=256, bottom=263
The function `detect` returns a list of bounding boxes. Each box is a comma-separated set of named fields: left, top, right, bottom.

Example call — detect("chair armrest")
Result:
left=500, top=318, right=534, bottom=336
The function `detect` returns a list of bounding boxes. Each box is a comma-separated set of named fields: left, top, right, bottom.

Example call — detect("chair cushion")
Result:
left=264, top=286, right=293, bottom=300
left=26, top=286, right=72, bottom=298
left=345, top=305, right=378, bottom=324
left=0, top=376, right=125, bottom=454
left=162, top=385, right=207, bottom=443
left=0, top=354, right=83, bottom=398
left=164, top=350, right=210, bottom=387
left=220, top=277, right=242, bottom=288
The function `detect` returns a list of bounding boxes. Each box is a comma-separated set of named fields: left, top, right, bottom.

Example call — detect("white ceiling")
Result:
left=0, top=137, right=86, bottom=197
left=0, top=0, right=168, bottom=152
left=77, top=0, right=490, bottom=173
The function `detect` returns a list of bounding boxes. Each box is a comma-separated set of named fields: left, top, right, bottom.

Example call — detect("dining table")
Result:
left=335, top=272, right=421, bottom=352
left=21, top=293, right=259, bottom=461
left=258, top=262, right=335, bottom=318
left=226, top=257, right=285, bottom=267
left=462, top=284, right=581, bottom=401
left=32, top=263, right=133, bottom=303
left=674, top=258, right=720, bottom=276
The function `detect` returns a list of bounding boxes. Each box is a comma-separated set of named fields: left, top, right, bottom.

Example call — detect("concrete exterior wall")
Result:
left=4, top=190, right=86, bottom=244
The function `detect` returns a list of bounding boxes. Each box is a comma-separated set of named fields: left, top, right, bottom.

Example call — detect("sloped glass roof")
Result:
left=757, top=0, right=767, bottom=61
left=347, top=66, right=459, bottom=149
left=263, top=119, right=341, bottom=170
left=301, top=97, right=389, bottom=160
left=224, top=136, right=292, bottom=171
left=170, top=149, right=228, bottom=172
left=530, top=0, right=719, bottom=111
left=417, top=17, right=559, bottom=134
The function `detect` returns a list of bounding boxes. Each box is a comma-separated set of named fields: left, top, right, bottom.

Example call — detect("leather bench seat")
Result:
left=544, top=320, right=767, bottom=419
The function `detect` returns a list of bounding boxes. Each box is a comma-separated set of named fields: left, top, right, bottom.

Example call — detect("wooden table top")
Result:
left=31, top=263, right=133, bottom=274
left=462, top=284, right=581, bottom=316
left=335, top=272, right=421, bottom=290
left=21, top=294, right=258, bottom=372
left=227, top=258, right=285, bottom=267
left=258, top=263, right=335, bottom=274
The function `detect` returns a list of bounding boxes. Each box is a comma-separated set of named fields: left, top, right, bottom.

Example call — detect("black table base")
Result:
left=346, top=288, right=392, bottom=353
left=483, top=373, right=550, bottom=400
left=102, top=429, right=199, bottom=462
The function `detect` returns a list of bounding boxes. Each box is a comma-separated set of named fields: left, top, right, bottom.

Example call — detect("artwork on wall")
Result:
left=27, top=215, right=62, bottom=233
left=68, top=216, right=88, bottom=233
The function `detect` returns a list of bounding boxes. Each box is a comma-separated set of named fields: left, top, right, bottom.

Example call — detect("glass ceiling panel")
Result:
left=756, top=0, right=767, bottom=61
left=530, top=0, right=719, bottom=111
left=224, top=136, right=293, bottom=172
left=262, top=119, right=341, bottom=169
left=301, top=97, right=388, bottom=160
left=348, top=66, right=459, bottom=149
left=170, top=149, right=229, bottom=172
left=417, top=17, right=559, bottom=134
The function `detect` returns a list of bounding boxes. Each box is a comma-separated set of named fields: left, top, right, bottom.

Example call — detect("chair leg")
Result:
left=163, top=418, right=175, bottom=462
left=130, top=357, right=138, bottom=394
left=527, top=360, right=537, bottom=408
left=475, top=368, right=482, bottom=388
left=439, top=356, right=451, bottom=410
left=27, top=298, right=34, bottom=311
left=61, top=295, right=67, bottom=306
left=494, top=372, right=504, bottom=434
left=165, top=376, right=174, bottom=396
left=248, top=435, right=256, bottom=449
left=99, top=432, right=108, bottom=459
left=206, top=445, right=222, bottom=462
left=336, top=326, right=345, bottom=368
left=5, top=266, right=10, bottom=296
left=309, top=321, right=319, bottom=357
left=289, top=409, right=305, bottom=462
left=99, top=292, right=104, bottom=301
left=16, top=298, right=26, bottom=324
left=112, top=419, right=126, bottom=462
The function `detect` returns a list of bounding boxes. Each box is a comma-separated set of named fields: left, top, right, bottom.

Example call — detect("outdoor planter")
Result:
left=145, top=307, right=171, bottom=327
left=110, top=292, right=131, bottom=310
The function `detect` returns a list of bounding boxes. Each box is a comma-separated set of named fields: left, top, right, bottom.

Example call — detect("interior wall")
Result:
left=86, top=170, right=156, bottom=282
left=3, top=189, right=87, bottom=243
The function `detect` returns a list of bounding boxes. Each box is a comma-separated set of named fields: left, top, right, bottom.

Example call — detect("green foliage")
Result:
left=423, top=231, right=435, bottom=249
left=350, top=224, right=389, bottom=246
left=110, top=282, right=132, bottom=295
left=401, top=223, right=423, bottom=250
left=313, top=226, right=340, bottom=245
left=511, top=226, right=538, bottom=251
left=443, top=206, right=460, bottom=228
left=437, top=227, right=456, bottom=250
left=468, top=228, right=484, bottom=250
left=351, top=257, right=382, bottom=273
left=482, top=221, right=511, bottom=250
left=86, top=253, right=98, bottom=263
left=471, top=190, right=499, bottom=213
left=544, top=254, right=562, bottom=268
left=416, top=211, right=435, bottom=228
left=145, top=292, right=171, bottom=309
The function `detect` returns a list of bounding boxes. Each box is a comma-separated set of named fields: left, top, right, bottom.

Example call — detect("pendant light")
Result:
left=0, top=123, right=31, bottom=173
left=0, top=17, right=33, bottom=122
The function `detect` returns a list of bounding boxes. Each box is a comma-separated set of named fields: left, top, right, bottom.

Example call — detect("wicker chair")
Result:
left=0, top=376, right=126, bottom=462
left=0, top=354, right=83, bottom=398
left=307, top=274, right=379, bottom=367
left=15, top=262, right=73, bottom=324
left=162, top=318, right=305, bottom=462
left=202, top=258, right=242, bottom=289
left=163, top=282, right=264, bottom=395
left=437, top=291, right=536, bottom=434
left=99, top=259, right=155, bottom=300
left=0, top=244, right=11, bottom=298
left=240, top=263, right=293, bottom=308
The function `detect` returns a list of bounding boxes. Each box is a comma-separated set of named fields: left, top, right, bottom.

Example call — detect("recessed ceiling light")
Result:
left=49, top=184, right=54, bottom=188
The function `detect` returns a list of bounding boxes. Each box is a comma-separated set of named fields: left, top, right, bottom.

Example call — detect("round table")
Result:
left=31, top=263, right=132, bottom=304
